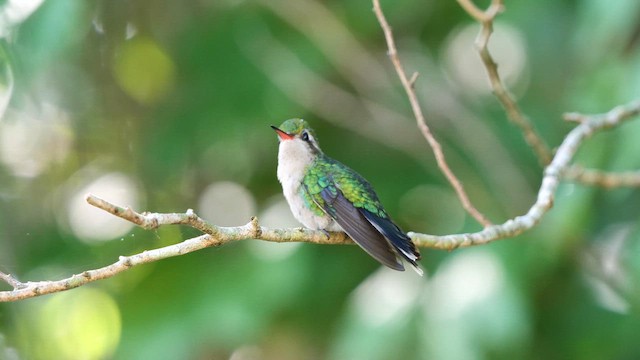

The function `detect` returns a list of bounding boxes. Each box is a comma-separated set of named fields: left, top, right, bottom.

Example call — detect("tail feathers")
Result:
left=360, top=209, right=423, bottom=276
left=318, top=188, right=405, bottom=271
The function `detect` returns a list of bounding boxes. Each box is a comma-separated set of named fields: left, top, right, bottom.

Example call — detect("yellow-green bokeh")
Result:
left=112, top=36, right=176, bottom=105
left=17, top=288, right=121, bottom=360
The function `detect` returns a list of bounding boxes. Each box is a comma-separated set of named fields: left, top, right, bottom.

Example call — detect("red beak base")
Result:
left=271, top=126, right=294, bottom=141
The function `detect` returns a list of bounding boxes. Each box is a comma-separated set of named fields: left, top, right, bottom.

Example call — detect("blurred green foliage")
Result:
left=1, top=0, right=640, bottom=359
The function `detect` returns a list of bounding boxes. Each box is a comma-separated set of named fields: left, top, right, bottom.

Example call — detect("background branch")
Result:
left=461, top=0, right=553, bottom=165
left=563, top=167, right=640, bottom=188
left=373, top=0, right=492, bottom=227
left=411, top=100, right=640, bottom=247
left=458, top=1, right=640, bottom=191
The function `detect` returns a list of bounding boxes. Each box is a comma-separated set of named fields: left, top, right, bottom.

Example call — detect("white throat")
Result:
left=276, top=138, right=315, bottom=188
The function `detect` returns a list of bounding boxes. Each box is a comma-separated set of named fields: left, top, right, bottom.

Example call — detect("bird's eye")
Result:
left=301, top=131, right=309, bottom=141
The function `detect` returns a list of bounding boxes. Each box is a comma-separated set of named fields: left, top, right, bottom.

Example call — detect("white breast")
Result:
left=276, top=139, right=340, bottom=231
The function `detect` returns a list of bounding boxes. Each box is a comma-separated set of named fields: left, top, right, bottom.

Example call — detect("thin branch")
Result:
left=372, top=0, right=492, bottom=227
left=461, top=0, right=553, bottom=166
left=0, top=195, right=352, bottom=302
left=85, top=195, right=217, bottom=234
left=411, top=100, right=640, bottom=247
left=463, top=0, right=638, bottom=191
left=0, top=234, right=218, bottom=302
left=0, top=272, right=25, bottom=289
left=562, top=111, right=640, bottom=188
left=1, top=100, right=638, bottom=302
left=456, top=0, right=493, bottom=23
left=564, top=167, right=640, bottom=188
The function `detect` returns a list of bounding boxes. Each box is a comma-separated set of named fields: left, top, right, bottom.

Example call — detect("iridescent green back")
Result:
left=301, top=154, right=388, bottom=218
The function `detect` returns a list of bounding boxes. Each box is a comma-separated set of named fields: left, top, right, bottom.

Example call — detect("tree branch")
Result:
left=460, top=0, right=553, bottom=166
left=0, top=234, right=220, bottom=302
left=2, top=99, right=638, bottom=302
left=0, top=195, right=353, bottom=302
left=372, top=0, right=492, bottom=227
left=411, top=100, right=640, bottom=247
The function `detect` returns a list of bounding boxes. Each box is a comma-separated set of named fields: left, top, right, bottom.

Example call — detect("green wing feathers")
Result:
left=302, top=156, right=388, bottom=218
left=301, top=155, right=422, bottom=273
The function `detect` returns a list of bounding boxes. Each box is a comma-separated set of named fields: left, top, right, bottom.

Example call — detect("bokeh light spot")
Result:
left=0, top=105, right=73, bottom=177
left=581, top=224, right=632, bottom=313
left=0, top=0, right=45, bottom=37
left=258, top=197, right=298, bottom=229
left=351, top=268, right=423, bottom=327
left=0, top=46, right=13, bottom=121
left=229, top=345, right=262, bottom=360
left=38, top=288, right=121, bottom=360
left=67, top=172, right=140, bottom=243
left=429, top=250, right=505, bottom=319
left=249, top=198, right=301, bottom=261
left=198, top=181, right=256, bottom=226
left=112, top=36, right=175, bottom=104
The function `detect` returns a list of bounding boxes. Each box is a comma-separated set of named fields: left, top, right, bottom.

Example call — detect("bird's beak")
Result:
left=271, top=125, right=294, bottom=141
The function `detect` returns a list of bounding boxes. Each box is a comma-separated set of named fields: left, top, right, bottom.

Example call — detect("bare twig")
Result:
left=563, top=112, right=587, bottom=123
left=0, top=195, right=352, bottom=302
left=0, top=272, right=25, bottom=289
left=1, top=100, right=638, bottom=302
left=461, top=0, right=553, bottom=165
left=562, top=108, right=640, bottom=188
left=373, top=0, right=492, bottom=227
left=408, top=72, right=419, bottom=88
left=456, top=0, right=494, bottom=23
left=411, top=100, right=640, bottom=247
left=564, top=167, right=640, bottom=188
left=465, top=0, right=638, bottom=190
left=0, top=234, right=219, bottom=302
left=85, top=195, right=216, bottom=234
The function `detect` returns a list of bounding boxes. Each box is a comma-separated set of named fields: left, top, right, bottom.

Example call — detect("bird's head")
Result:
left=271, top=118, right=322, bottom=154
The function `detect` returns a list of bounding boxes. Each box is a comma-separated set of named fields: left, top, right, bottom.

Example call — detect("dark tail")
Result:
left=360, top=209, right=423, bottom=275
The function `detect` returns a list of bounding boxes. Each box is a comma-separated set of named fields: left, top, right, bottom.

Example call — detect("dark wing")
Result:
left=318, top=187, right=404, bottom=271
left=360, top=209, right=421, bottom=271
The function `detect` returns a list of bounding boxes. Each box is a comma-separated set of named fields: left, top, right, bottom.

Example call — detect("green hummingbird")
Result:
left=271, top=118, right=422, bottom=274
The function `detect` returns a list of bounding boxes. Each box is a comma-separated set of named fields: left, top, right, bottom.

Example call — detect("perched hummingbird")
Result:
left=271, top=118, right=422, bottom=274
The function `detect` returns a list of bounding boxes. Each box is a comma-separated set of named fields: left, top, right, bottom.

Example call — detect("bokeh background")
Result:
left=1, top=0, right=640, bottom=359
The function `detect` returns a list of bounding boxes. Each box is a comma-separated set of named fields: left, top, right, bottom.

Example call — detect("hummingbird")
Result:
left=271, top=118, right=422, bottom=274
